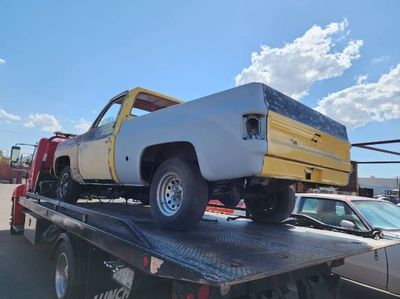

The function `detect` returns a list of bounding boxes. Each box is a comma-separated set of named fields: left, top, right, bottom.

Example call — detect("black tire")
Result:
left=10, top=225, right=19, bottom=235
left=245, top=186, right=295, bottom=223
left=56, top=166, right=80, bottom=204
left=9, top=202, right=18, bottom=235
left=54, top=240, right=86, bottom=299
left=150, top=158, right=208, bottom=231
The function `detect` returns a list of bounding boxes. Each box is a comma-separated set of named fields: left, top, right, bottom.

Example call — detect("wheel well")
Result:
left=140, top=142, right=198, bottom=184
left=54, top=156, right=70, bottom=177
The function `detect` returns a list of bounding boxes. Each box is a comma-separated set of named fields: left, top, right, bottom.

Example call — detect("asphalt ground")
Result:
left=0, top=183, right=397, bottom=299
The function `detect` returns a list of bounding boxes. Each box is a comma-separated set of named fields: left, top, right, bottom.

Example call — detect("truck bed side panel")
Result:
left=115, top=83, right=268, bottom=184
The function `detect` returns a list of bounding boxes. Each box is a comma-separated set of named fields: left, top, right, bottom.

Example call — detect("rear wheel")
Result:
left=54, top=238, right=86, bottom=299
left=56, top=166, right=80, bottom=204
left=245, top=186, right=295, bottom=223
left=150, top=158, right=208, bottom=231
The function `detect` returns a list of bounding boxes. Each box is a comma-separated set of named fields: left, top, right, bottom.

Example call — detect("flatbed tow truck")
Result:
left=8, top=134, right=396, bottom=299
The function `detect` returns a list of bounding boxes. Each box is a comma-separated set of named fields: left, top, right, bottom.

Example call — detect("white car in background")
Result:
left=293, top=193, right=400, bottom=295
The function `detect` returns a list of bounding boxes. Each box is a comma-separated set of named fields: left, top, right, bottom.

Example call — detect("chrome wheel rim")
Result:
left=156, top=173, right=183, bottom=216
left=55, top=252, right=69, bottom=298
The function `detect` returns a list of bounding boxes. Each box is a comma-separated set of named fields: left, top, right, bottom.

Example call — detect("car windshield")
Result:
left=353, top=201, right=400, bottom=230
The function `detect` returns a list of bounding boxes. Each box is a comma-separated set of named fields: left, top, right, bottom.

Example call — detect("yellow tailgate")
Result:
left=261, top=111, right=351, bottom=185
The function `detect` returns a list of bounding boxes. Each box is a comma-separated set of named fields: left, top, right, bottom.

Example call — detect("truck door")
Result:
left=78, top=99, right=122, bottom=181
left=333, top=249, right=388, bottom=290
left=386, top=244, right=400, bottom=295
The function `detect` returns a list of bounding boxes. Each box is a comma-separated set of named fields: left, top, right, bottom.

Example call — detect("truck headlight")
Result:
left=242, top=114, right=266, bottom=140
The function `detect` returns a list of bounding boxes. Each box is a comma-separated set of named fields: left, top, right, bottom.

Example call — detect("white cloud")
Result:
left=0, top=108, right=20, bottom=121
left=24, top=113, right=62, bottom=132
left=235, top=19, right=363, bottom=99
left=0, top=58, right=5, bottom=64
left=315, top=64, right=400, bottom=128
left=74, top=118, right=91, bottom=133
left=372, top=56, right=389, bottom=64
left=355, top=74, right=368, bottom=85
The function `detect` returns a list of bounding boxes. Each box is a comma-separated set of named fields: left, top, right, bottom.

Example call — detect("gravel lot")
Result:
left=0, top=183, right=396, bottom=299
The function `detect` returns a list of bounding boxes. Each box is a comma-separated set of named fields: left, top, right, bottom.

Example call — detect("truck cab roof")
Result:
left=110, top=87, right=182, bottom=112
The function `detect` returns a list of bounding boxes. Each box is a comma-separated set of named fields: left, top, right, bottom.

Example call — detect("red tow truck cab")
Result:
left=10, top=133, right=72, bottom=232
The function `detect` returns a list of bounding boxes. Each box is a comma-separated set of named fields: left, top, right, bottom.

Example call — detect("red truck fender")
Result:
left=10, top=184, right=27, bottom=231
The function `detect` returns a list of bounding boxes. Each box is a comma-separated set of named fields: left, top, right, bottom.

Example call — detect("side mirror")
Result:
left=10, top=146, right=21, bottom=167
left=340, top=219, right=356, bottom=230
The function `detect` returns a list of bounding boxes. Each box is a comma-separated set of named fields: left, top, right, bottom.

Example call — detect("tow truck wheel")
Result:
left=150, top=158, right=208, bottom=231
left=9, top=202, right=20, bottom=235
left=56, top=166, right=80, bottom=204
left=9, top=225, right=19, bottom=235
left=54, top=239, right=86, bottom=299
left=245, top=186, right=295, bottom=224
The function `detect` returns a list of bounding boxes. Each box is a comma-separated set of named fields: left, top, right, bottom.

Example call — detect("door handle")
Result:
left=374, top=250, right=379, bottom=261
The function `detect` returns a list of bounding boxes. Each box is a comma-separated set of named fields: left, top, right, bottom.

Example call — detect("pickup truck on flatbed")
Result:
left=49, top=83, right=351, bottom=230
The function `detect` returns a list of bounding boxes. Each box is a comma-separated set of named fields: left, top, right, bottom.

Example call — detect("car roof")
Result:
left=296, top=193, right=386, bottom=203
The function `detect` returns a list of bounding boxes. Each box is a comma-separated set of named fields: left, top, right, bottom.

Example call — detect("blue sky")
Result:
left=0, top=0, right=399, bottom=178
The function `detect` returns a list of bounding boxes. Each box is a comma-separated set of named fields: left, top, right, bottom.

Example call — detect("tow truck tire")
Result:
left=246, top=186, right=295, bottom=224
left=54, top=240, right=86, bottom=299
left=150, top=158, right=208, bottom=231
left=56, top=166, right=80, bottom=204
left=9, top=202, right=20, bottom=235
left=9, top=225, right=19, bottom=235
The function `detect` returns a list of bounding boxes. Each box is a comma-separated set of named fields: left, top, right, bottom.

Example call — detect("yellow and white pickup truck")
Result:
left=53, top=83, right=351, bottom=230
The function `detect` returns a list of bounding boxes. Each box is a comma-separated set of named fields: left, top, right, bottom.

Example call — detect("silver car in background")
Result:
left=293, top=193, right=400, bottom=295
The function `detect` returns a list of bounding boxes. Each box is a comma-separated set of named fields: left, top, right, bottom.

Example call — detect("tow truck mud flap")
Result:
left=86, top=247, right=169, bottom=299
left=86, top=248, right=132, bottom=299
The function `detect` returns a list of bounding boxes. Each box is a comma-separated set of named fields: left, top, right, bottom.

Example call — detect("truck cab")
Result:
left=54, top=88, right=181, bottom=185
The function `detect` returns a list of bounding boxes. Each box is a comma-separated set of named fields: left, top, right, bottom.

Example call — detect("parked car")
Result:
left=378, top=189, right=400, bottom=204
left=52, top=83, right=352, bottom=230
left=293, top=193, right=400, bottom=295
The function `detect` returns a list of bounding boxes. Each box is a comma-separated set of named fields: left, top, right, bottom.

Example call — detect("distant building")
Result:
left=359, top=177, right=400, bottom=195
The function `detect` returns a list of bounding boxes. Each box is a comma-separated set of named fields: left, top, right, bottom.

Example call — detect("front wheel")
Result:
left=245, top=186, right=295, bottom=223
left=56, top=166, right=80, bottom=204
left=150, top=158, right=208, bottom=231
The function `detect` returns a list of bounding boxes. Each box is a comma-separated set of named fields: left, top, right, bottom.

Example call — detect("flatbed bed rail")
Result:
left=26, top=192, right=152, bottom=248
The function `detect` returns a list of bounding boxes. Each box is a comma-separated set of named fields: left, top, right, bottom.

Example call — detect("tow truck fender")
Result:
left=11, top=184, right=27, bottom=227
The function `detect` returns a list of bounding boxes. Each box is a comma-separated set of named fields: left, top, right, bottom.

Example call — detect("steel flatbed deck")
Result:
left=19, top=192, right=393, bottom=291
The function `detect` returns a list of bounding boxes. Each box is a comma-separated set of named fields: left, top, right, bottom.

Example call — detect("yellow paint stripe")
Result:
left=108, top=87, right=182, bottom=184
